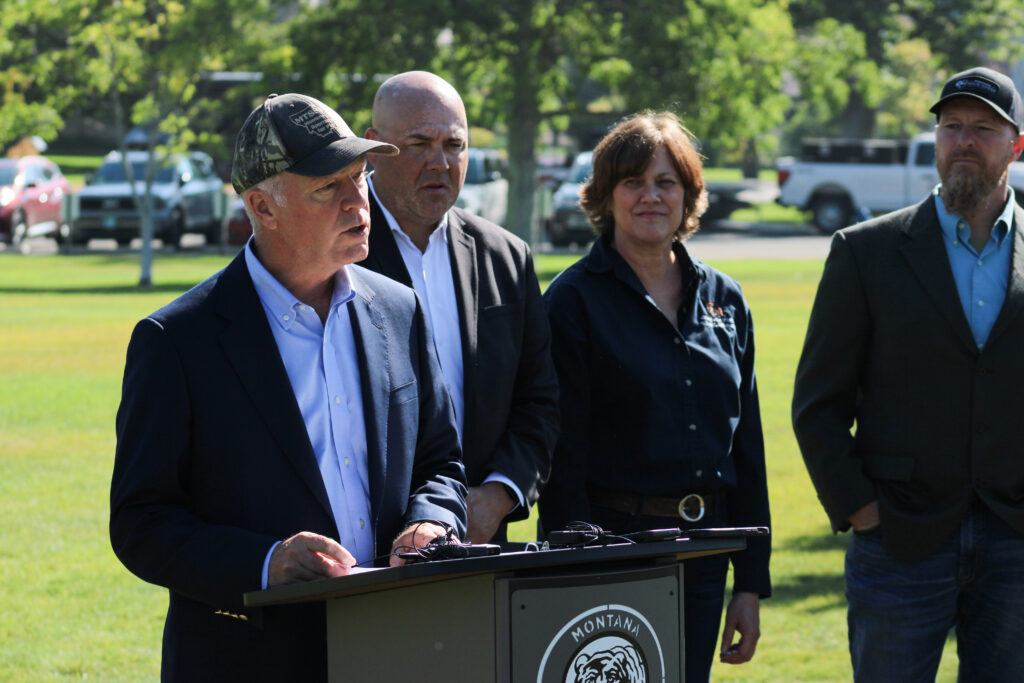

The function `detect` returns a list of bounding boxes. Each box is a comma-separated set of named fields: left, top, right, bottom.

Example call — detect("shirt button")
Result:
left=359, top=519, right=365, bottom=529
left=695, top=469, right=703, bottom=477
left=298, top=304, right=307, bottom=311
left=344, top=457, right=351, bottom=466
left=334, top=396, right=341, bottom=404
left=685, top=379, right=692, bottom=387
left=716, top=470, right=722, bottom=478
left=282, top=314, right=290, bottom=321
left=688, top=424, right=697, bottom=431
left=977, top=300, right=985, bottom=307
left=977, top=260, right=983, bottom=267
left=674, top=338, right=681, bottom=345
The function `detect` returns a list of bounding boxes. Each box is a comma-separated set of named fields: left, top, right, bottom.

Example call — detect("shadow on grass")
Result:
left=770, top=572, right=847, bottom=613
left=780, top=533, right=849, bottom=553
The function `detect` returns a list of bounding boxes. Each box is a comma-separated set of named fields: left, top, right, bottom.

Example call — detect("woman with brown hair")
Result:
left=539, top=112, right=771, bottom=681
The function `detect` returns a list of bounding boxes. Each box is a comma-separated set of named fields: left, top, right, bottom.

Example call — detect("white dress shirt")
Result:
left=368, top=178, right=523, bottom=509
left=245, top=241, right=374, bottom=584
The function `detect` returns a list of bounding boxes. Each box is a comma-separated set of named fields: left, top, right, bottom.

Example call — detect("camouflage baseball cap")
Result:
left=231, top=93, right=398, bottom=194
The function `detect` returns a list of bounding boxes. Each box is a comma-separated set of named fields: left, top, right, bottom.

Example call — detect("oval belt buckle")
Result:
left=678, top=493, right=705, bottom=522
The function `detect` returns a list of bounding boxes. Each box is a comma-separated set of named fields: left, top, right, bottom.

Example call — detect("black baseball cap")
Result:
left=930, top=67, right=1022, bottom=133
left=231, top=93, right=398, bottom=194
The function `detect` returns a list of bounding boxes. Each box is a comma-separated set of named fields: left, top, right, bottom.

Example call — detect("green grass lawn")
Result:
left=0, top=250, right=956, bottom=681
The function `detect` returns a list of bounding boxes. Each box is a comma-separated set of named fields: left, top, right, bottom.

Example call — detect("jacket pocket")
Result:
left=391, top=380, right=417, bottom=406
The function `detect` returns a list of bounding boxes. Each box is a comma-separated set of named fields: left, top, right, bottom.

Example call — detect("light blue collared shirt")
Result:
left=245, top=240, right=374, bottom=586
left=934, top=186, right=1016, bottom=350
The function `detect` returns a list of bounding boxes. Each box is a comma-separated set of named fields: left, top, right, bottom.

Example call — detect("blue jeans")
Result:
left=846, top=503, right=1024, bottom=682
left=590, top=505, right=730, bottom=683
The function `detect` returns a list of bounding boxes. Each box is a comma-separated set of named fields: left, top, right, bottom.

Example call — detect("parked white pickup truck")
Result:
left=776, top=133, right=1024, bottom=233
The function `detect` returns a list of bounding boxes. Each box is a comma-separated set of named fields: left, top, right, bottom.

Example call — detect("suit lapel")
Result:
left=365, top=192, right=414, bottom=288
left=346, top=270, right=389, bottom=523
left=899, top=199, right=978, bottom=353
left=447, top=212, right=478, bottom=438
left=986, top=204, right=1024, bottom=347
left=215, top=254, right=335, bottom=523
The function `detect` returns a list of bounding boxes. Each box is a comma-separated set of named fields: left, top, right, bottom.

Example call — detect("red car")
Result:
left=0, top=156, right=71, bottom=246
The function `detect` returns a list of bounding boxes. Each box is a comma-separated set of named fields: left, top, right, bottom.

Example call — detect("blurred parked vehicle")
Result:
left=70, top=150, right=224, bottom=247
left=776, top=132, right=1024, bottom=233
left=223, top=196, right=253, bottom=245
left=0, top=156, right=71, bottom=246
left=548, top=151, right=594, bottom=246
left=455, top=148, right=508, bottom=225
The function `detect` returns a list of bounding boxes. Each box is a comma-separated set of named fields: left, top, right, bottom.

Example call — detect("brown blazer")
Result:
left=359, top=193, right=559, bottom=520
left=793, top=197, right=1024, bottom=562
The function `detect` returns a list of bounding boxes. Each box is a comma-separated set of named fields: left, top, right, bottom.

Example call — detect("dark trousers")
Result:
left=846, top=503, right=1024, bottom=682
left=589, top=505, right=730, bottom=683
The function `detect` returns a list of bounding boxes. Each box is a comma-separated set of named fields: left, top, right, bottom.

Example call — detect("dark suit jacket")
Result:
left=359, top=194, right=558, bottom=520
left=793, top=197, right=1024, bottom=562
left=109, top=251, right=467, bottom=681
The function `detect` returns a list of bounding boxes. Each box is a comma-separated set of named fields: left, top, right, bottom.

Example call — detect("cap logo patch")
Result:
left=289, top=105, right=335, bottom=137
left=955, top=77, right=998, bottom=95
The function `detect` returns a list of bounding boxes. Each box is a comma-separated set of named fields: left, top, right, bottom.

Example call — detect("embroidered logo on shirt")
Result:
left=701, top=301, right=736, bottom=330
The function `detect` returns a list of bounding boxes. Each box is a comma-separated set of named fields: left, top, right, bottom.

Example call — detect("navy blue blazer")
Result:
left=109, top=251, right=467, bottom=680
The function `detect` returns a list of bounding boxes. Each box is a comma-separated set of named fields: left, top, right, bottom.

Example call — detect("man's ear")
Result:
left=244, top=189, right=277, bottom=230
left=1013, top=132, right=1024, bottom=161
left=364, top=127, right=381, bottom=142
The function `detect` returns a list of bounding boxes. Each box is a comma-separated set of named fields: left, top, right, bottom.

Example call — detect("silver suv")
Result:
left=71, top=150, right=224, bottom=247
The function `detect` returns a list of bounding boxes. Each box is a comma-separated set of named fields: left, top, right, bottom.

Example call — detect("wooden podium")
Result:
left=245, top=537, right=743, bottom=682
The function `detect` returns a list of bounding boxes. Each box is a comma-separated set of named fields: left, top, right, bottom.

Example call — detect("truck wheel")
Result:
left=166, top=209, right=186, bottom=250
left=811, top=196, right=852, bottom=234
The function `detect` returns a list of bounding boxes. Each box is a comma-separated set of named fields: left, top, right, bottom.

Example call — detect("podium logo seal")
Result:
left=537, top=604, right=665, bottom=683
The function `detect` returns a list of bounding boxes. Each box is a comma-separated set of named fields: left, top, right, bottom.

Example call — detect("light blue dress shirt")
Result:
left=934, top=186, right=1017, bottom=350
left=245, top=240, right=375, bottom=586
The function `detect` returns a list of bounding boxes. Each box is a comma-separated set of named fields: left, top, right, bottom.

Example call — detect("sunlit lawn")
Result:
left=0, top=249, right=956, bottom=680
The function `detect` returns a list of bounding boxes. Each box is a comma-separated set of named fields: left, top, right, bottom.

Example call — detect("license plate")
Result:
left=102, top=215, right=117, bottom=229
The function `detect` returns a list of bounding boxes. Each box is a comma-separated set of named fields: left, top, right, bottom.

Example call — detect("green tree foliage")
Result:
left=0, top=0, right=89, bottom=150
left=788, top=0, right=1024, bottom=138
left=72, top=0, right=286, bottom=285
left=611, top=0, right=794, bottom=174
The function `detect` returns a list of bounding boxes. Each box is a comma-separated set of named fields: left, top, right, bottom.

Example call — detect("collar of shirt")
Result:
left=368, top=175, right=450, bottom=249
left=933, top=184, right=1016, bottom=254
left=244, top=237, right=356, bottom=330
left=584, top=233, right=703, bottom=297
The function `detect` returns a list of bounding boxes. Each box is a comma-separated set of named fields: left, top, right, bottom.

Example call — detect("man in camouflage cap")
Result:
left=110, top=94, right=467, bottom=680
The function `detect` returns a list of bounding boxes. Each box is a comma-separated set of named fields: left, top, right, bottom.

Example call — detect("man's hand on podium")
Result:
left=466, top=482, right=516, bottom=544
left=389, top=522, right=452, bottom=566
left=720, top=591, right=760, bottom=665
left=268, top=532, right=354, bottom=586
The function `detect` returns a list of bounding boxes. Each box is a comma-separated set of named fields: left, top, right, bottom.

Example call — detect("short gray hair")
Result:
left=242, top=174, right=287, bottom=227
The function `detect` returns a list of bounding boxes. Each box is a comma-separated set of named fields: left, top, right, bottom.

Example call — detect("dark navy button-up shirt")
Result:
left=540, top=234, right=770, bottom=595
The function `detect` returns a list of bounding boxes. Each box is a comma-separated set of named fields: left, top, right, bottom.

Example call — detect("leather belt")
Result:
left=589, top=488, right=716, bottom=522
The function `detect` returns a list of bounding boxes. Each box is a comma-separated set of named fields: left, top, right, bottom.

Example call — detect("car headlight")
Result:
left=0, top=187, right=14, bottom=207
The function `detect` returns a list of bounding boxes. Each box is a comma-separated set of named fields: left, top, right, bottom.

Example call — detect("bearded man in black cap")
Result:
left=109, top=94, right=467, bottom=680
left=793, top=67, right=1024, bottom=680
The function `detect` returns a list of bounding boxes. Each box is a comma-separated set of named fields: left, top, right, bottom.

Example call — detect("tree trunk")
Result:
left=504, top=17, right=542, bottom=246
left=839, top=89, right=877, bottom=138
left=740, top=139, right=760, bottom=179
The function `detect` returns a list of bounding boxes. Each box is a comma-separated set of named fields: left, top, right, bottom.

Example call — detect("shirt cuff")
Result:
left=483, top=472, right=524, bottom=511
left=261, top=541, right=282, bottom=590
